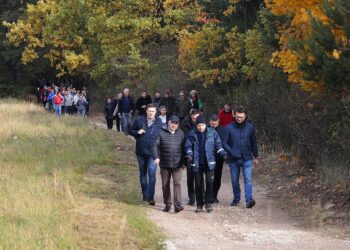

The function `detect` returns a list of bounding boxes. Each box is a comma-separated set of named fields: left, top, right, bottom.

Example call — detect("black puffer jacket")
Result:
left=152, top=127, right=185, bottom=169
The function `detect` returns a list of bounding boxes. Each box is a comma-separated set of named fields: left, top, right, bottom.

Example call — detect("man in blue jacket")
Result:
left=222, top=106, right=259, bottom=208
left=129, top=103, right=163, bottom=205
left=185, top=115, right=226, bottom=213
left=118, top=88, right=135, bottom=135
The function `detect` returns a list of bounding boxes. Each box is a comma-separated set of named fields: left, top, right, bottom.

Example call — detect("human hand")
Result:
left=154, top=158, right=160, bottom=165
left=138, top=129, right=146, bottom=135
left=253, top=158, right=259, bottom=167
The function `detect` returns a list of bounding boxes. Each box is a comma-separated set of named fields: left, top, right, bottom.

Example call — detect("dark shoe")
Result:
left=230, top=200, right=240, bottom=207
left=195, top=206, right=203, bottom=213
left=148, top=200, right=155, bottom=206
left=174, top=206, right=184, bottom=213
left=212, top=198, right=219, bottom=204
left=205, top=204, right=213, bottom=213
left=163, top=205, right=171, bottom=212
left=246, top=199, right=256, bottom=209
left=187, top=199, right=195, bottom=206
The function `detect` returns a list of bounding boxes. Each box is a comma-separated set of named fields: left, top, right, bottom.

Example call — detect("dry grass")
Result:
left=0, top=99, right=164, bottom=249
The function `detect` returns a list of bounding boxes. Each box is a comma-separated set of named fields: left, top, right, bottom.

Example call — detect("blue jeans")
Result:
left=55, top=105, right=62, bottom=116
left=137, top=155, right=157, bottom=201
left=121, top=112, right=132, bottom=135
left=229, top=159, right=253, bottom=204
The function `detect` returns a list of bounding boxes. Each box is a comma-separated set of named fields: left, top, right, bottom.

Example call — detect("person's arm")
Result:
left=184, top=136, right=194, bottom=161
left=214, top=131, right=226, bottom=159
left=152, top=133, right=161, bottom=164
left=250, top=125, right=259, bottom=166
left=129, top=118, right=140, bottom=137
left=222, top=127, right=232, bottom=157
left=180, top=132, right=187, bottom=167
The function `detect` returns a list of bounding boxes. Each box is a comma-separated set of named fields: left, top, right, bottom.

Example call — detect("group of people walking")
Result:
left=106, top=88, right=259, bottom=214
left=37, top=84, right=90, bottom=117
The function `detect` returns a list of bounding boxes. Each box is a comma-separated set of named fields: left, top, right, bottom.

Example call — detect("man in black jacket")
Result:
left=153, top=115, right=186, bottom=213
left=136, top=91, right=153, bottom=116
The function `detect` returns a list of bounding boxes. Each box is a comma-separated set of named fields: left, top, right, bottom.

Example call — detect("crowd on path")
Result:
left=105, top=88, right=259, bottom=214
left=36, top=80, right=90, bottom=117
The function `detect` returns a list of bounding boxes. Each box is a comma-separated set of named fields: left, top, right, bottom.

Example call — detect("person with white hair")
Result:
left=189, top=90, right=203, bottom=112
left=118, top=88, right=135, bottom=135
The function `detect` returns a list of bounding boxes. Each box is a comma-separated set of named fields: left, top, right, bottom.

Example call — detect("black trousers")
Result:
left=106, top=118, right=114, bottom=129
left=194, top=167, right=214, bottom=207
left=187, top=165, right=195, bottom=202
left=213, top=159, right=224, bottom=200
left=115, top=116, right=121, bottom=131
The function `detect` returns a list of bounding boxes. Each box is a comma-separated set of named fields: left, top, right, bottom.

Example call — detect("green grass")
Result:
left=0, top=99, right=164, bottom=249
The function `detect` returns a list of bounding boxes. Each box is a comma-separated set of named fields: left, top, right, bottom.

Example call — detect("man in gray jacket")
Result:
left=153, top=115, right=186, bottom=213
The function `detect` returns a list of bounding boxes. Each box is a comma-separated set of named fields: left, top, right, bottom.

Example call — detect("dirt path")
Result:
left=148, top=166, right=350, bottom=250
left=87, top=118, right=350, bottom=249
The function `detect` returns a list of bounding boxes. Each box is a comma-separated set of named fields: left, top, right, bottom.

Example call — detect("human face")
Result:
left=179, top=92, right=185, bottom=100
left=160, top=108, right=166, bottom=116
left=168, top=120, right=179, bottom=131
left=210, top=120, right=220, bottom=128
left=107, top=98, right=112, bottom=103
left=146, top=107, right=157, bottom=120
left=196, top=123, right=206, bottom=132
left=191, top=113, right=199, bottom=123
left=235, top=112, right=246, bottom=124
left=124, top=90, right=129, bottom=96
left=156, top=92, right=160, bottom=98
left=141, top=92, right=146, bottom=98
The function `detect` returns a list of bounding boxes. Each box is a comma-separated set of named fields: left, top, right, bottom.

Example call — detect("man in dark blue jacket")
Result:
left=118, top=88, right=135, bottom=135
left=185, top=115, right=226, bottom=213
left=222, top=106, right=259, bottom=208
left=209, top=114, right=225, bottom=203
left=129, top=104, right=163, bottom=205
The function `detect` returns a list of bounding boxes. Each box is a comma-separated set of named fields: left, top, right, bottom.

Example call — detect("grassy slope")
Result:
left=0, top=100, right=164, bottom=249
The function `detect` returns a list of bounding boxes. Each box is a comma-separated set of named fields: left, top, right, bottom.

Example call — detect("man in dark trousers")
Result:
left=185, top=115, right=226, bottom=213
left=118, top=88, right=135, bottom=135
left=209, top=114, right=225, bottom=203
left=222, top=106, right=259, bottom=209
left=152, top=115, right=186, bottom=213
left=182, top=109, right=200, bottom=205
left=129, top=104, right=163, bottom=205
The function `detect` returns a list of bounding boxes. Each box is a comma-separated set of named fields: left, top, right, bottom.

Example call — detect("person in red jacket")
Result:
left=53, top=90, right=64, bottom=116
left=218, top=103, right=234, bottom=127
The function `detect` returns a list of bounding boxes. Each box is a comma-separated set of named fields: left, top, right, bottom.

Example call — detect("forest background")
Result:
left=1, top=0, right=349, bottom=190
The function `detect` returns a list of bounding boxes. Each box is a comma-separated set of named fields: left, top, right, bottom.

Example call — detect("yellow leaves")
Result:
left=63, top=51, right=91, bottom=71
left=22, top=48, right=39, bottom=64
left=332, top=49, right=341, bottom=60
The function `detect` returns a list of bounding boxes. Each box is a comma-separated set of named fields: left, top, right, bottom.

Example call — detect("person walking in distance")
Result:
left=175, top=91, right=191, bottom=125
left=153, top=115, right=186, bottom=213
left=208, top=114, right=225, bottom=203
left=185, top=115, right=226, bottom=213
left=129, top=104, right=163, bottom=205
left=113, top=92, right=123, bottom=132
left=118, top=88, right=135, bottom=135
left=136, top=91, right=153, bottom=116
left=218, top=103, right=235, bottom=127
left=222, top=106, right=259, bottom=208
left=104, top=97, right=115, bottom=130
